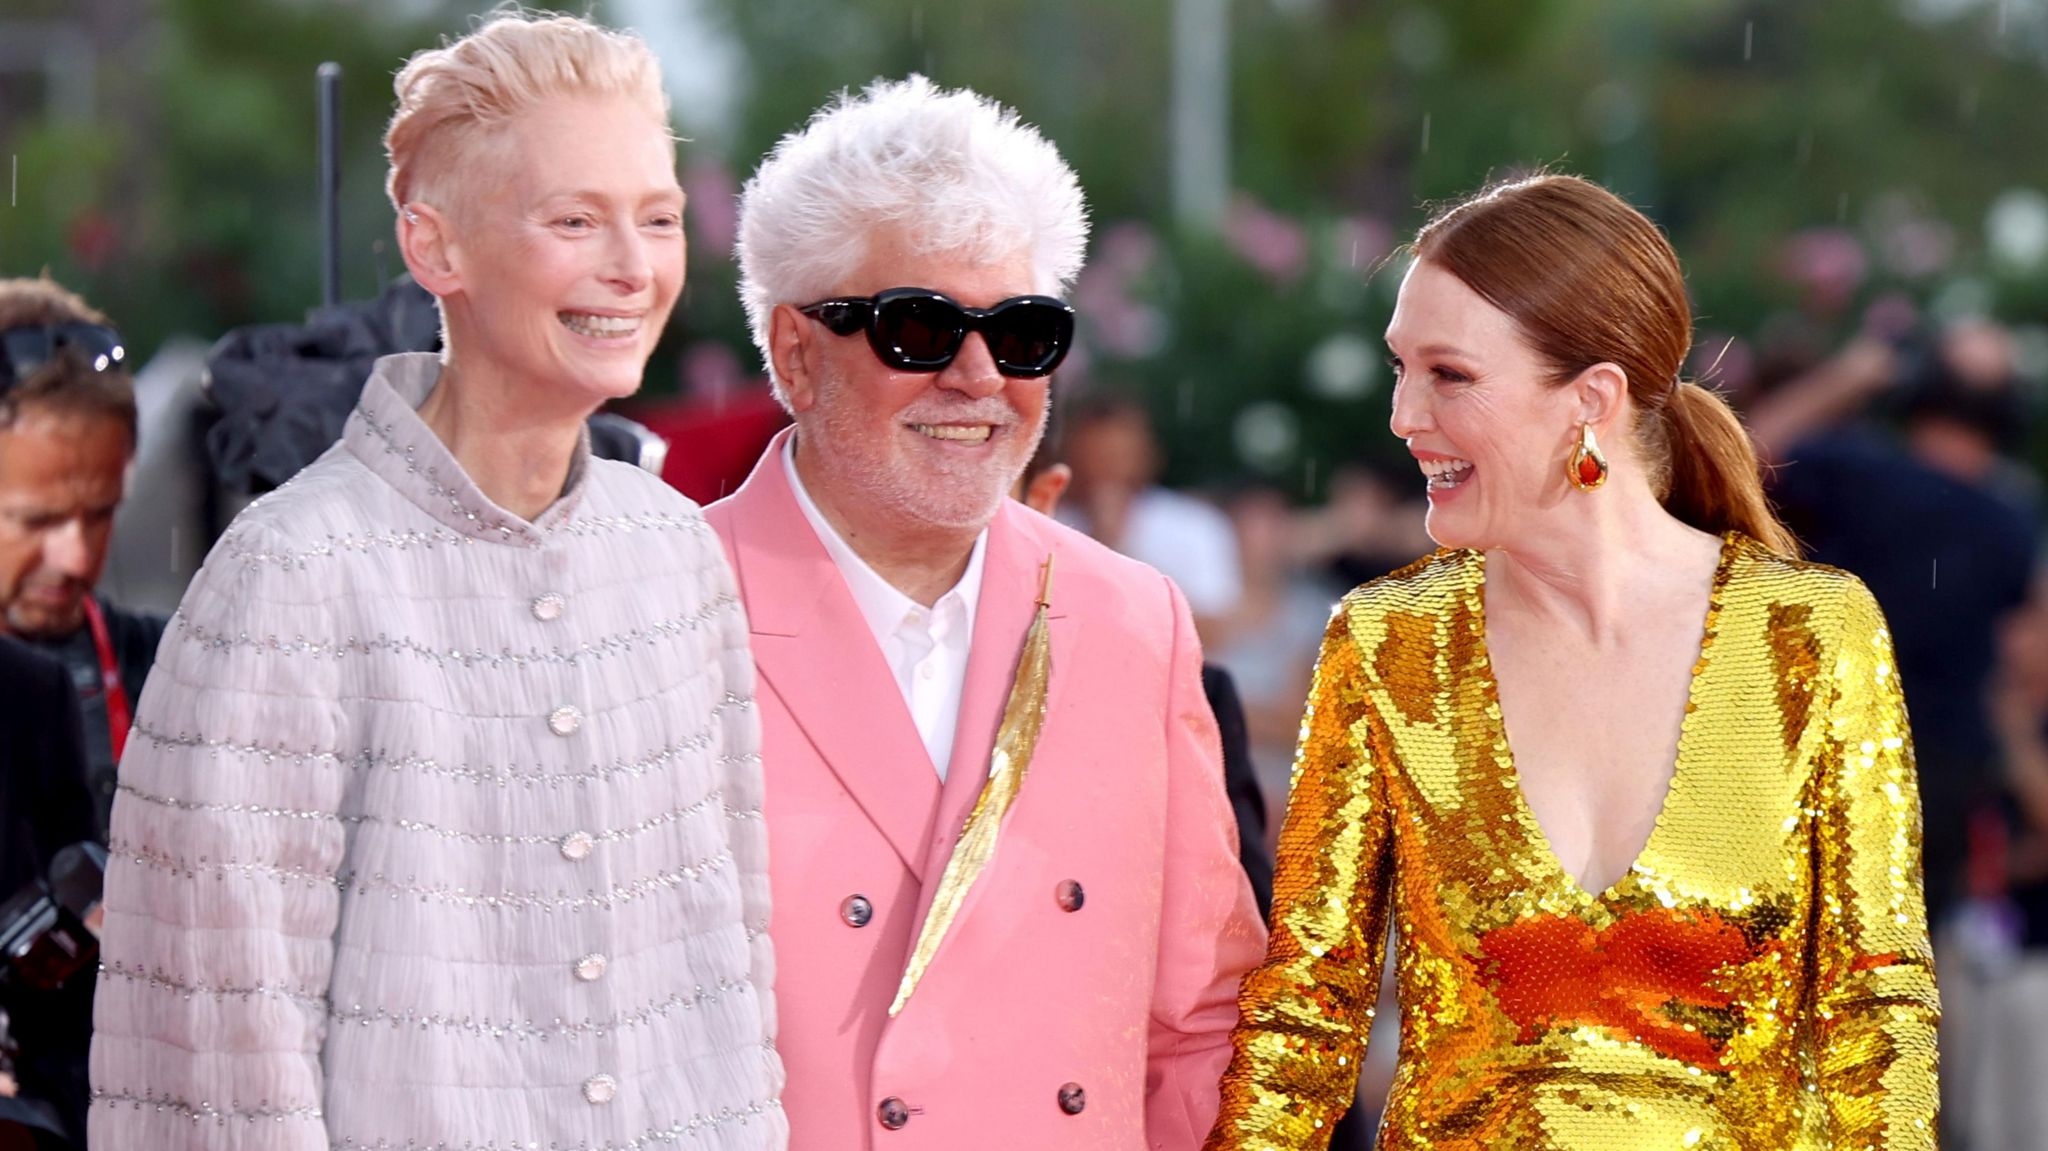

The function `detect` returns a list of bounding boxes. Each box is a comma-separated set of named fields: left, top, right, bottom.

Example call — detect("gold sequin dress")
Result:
left=1207, top=533, right=1939, bottom=1151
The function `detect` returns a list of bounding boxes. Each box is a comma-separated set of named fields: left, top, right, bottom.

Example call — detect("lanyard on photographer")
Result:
left=80, top=597, right=132, bottom=763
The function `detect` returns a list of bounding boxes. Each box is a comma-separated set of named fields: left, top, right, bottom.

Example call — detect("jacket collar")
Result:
left=719, top=429, right=1078, bottom=877
left=342, top=352, right=592, bottom=546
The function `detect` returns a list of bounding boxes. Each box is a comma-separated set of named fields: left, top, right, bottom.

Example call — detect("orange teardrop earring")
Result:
left=1567, top=423, right=1608, bottom=491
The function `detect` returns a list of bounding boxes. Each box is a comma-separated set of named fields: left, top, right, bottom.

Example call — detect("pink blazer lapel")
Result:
left=910, top=502, right=1081, bottom=929
left=722, top=431, right=943, bottom=878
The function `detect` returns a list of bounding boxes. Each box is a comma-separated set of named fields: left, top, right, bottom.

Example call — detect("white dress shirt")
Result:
left=784, top=438, right=986, bottom=780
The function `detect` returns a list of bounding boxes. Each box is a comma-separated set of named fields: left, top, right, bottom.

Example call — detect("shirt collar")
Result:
left=782, top=434, right=987, bottom=643
left=343, top=352, right=592, bottom=546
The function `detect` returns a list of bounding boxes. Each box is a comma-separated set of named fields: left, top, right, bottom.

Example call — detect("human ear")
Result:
left=1021, top=463, right=1073, bottom=517
left=769, top=304, right=820, bottom=413
left=1571, top=362, right=1631, bottom=434
left=398, top=203, right=461, bottom=297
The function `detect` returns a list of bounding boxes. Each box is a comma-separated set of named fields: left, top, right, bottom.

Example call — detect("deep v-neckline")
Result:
left=1472, top=532, right=1739, bottom=903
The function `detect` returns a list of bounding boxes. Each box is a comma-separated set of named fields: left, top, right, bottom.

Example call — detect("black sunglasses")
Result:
left=0, top=323, right=127, bottom=393
left=798, top=287, right=1075, bottom=378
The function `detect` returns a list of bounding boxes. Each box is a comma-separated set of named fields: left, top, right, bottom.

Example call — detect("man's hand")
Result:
left=1745, top=336, right=1902, bottom=462
left=1831, top=337, right=1902, bottom=398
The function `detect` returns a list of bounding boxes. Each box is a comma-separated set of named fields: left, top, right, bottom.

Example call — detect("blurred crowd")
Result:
left=1039, top=308, right=2048, bottom=1148
left=3, top=257, right=2048, bottom=1146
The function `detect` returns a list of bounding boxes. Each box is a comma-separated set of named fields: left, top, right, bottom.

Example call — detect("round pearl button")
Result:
left=559, top=831, right=595, bottom=861
left=583, top=1074, right=617, bottom=1105
left=841, top=894, right=874, bottom=928
left=575, top=953, right=608, bottom=982
left=548, top=706, right=582, bottom=736
left=877, top=1096, right=910, bottom=1130
left=531, top=593, right=565, bottom=622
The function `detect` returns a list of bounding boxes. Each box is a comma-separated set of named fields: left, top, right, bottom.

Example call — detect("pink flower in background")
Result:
left=1330, top=214, right=1394, bottom=274
left=684, top=160, right=740, bottom=260
left=1775, top=228, right=1867, bottom=316
left=1861, top=291, right=1921, bottom=342
left=1094, top=221, right=1161, bottom=279
left=1226, top=193, right=1308, bottom=284
left=1076, top=221, right=1166, bottom=359
left=1868, top=193, right=1955, bottom=280
left=1879, top=219, right=1954, bottom=280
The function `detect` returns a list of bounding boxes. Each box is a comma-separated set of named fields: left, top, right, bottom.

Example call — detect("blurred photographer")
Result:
left=0, top=278, right=169, bottom=841
left=0, top=632, right=103, bottom=1147
left=1942, top=586, right=2048, bottom=1148
left=1750, top=319, right=2040, bottom=929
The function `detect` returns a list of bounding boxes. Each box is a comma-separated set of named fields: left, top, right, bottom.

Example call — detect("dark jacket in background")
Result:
left=18, top=598, right=168, bottom=841
left=0, top=636, right=101, bottom=1147
left=1204, top=663, right=1274, bottom=920
left=1206, top=665, right=1376, bottom=1149
left=0, top=638, right=98, bottom=896
left=1772, top=428, right=2038, bottom=921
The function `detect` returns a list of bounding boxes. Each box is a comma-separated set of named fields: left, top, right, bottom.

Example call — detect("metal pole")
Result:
left=317, top=62, right=342, bottom=310
left=1171, top=0, right=1229, bottom=230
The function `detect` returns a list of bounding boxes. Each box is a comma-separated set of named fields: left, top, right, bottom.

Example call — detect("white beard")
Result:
left=802, top=370, right=1046, bottom=532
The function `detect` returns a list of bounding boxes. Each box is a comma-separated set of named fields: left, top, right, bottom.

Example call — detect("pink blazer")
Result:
left=705, top=432, right=1267, bottom=1150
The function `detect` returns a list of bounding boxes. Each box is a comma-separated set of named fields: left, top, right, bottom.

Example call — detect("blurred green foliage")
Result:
left=3, top=0, right=2045, bottom=489
left=713, top=0, right=2048, bottom=489
left=0, top=0, right=465, bottom=354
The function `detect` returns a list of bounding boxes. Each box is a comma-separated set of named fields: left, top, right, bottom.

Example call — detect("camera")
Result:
left=0, top=844, right=105, bottom=1150
left=0, top=844, right=103, bottom=997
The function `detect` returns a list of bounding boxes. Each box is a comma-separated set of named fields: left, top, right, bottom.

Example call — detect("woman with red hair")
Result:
left=1207, top=174, right=1938, bottom=1150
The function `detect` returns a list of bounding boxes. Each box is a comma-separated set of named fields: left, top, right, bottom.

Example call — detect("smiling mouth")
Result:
left=1420, top=456, right=1474, bottom=490
left=559, top=312, right=641, bottom=340
left=911, top=423, right=995, bottom=444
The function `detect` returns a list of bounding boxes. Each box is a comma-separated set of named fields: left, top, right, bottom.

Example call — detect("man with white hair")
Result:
left=707, top=77, right=1265, bottom=1150
left=90, top=13, right=784, bottom=1150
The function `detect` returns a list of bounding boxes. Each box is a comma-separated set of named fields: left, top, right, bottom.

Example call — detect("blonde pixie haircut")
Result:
left=384, top=9, right=671, bottom=218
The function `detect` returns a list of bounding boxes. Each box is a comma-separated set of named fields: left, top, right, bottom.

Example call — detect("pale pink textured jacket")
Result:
left=89, top=353, right=786, bottom=1151
left=705, top=432, right=1267, bottom=1151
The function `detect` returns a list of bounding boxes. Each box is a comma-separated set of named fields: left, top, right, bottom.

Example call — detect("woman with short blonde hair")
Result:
left=90, top=13, right=786, bottom=1150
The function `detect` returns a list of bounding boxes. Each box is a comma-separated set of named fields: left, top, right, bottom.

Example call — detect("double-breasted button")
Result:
left=1058, top=1082, right=1087, bottom=1115
left=841, top=895, right=874, bottom=928
left=531, top=592, right=565, bottom=622
left=1056, top=879, right=1085, bottom=912
left=583, top=1074, right=617, bottom=1104
left=877, top=1097, right=910, bottom=1130
left=574, top=953, right=608, bottom=982
left=548, top=705, right=582, bottom=736
left=559, top=831, right=595, bottom=861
